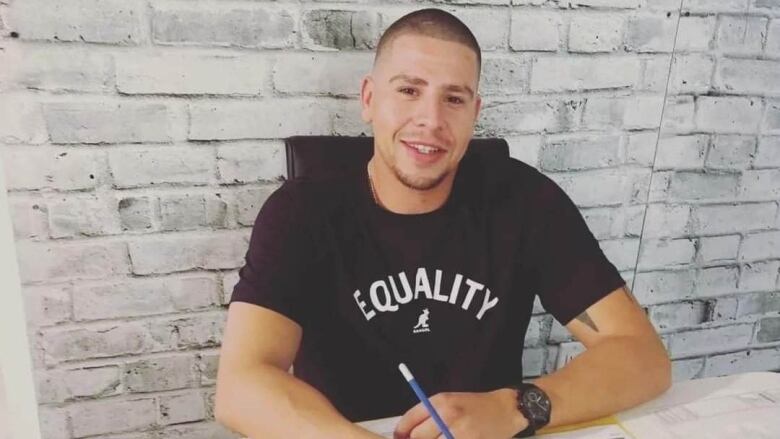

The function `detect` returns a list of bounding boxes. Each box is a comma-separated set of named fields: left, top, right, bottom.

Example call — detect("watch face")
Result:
left=522, top=388, right=551, bottom=422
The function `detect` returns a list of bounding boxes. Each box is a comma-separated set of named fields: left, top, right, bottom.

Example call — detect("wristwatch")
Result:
left=511, top=383, right=552, bottom=437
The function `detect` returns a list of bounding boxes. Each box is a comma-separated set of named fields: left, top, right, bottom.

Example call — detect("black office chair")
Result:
left=284, top=135, right=510, bottom=180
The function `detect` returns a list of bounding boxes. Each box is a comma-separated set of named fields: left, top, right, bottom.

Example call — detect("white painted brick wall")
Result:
left=2, top=1, right=778, bottom=437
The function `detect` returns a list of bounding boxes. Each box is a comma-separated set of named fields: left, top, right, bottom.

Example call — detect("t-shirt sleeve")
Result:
left=230, top=183, right=319, bottom=327
left=528, top=176, right=626, bottom=325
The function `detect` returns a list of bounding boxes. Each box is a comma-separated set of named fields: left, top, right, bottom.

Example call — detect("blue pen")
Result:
left=398, top=363, right=456, bottom=439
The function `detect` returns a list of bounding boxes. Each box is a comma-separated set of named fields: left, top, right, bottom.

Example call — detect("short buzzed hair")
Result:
left=374, top=8, right=482, bottom=78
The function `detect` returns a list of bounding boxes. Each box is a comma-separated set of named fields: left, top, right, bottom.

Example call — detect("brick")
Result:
left=48, top=195, right=121, bottom=238
left=624, top=96, right=665, bottom=129
left=235, top=186, right=278, bottom=226
left=696, top=266, right=739, bottom=297
left=740, top=230, right=780, bottom=261
left=693, top=203, right=776, bottom=236
left=716, top=59, right=780, bottom=95
left=189, top=99, right=332, bottom=141
left=672, top=358, right=704, bottom=382
left=42, top=321, right=173, bottom=363
left=638, top=239, right=696, bottom=270
left=0, top=147, right=100, bottom=191
left=698, top=235, right=741, bottom=263
left=668, top=324, right=754, bottom=358
left=600, top=239, right=640, bottom=271
left=648, top=171, right=673, bottom=202
left=522, top=348, right=546, bottom=377
left=165, top=312, right=227, bottom=349
left=7, top=0, right=143, bottom=44
left=539, top=136, right=620, bottom=171
left=626, top=132, right=657, bottom=167
left=117, top=52, right=268, bottom=96
left=153, top=4, right=296, bottom=49
left=160, top=193, right=227, bottom=231
left=705, top=135, right=755, bottom=170
left=221, top=270, right=240, bottom=305
left=480, top=56, right=530, bottom=95
left=555, top=342, right=586, bottom=369
left=0, top=93, right=47, bottom=144
left=125, top=355, right=198, bottom=393
left=15, top=240, right=129, bottom=283
left=510, top=10, right=561, bottom=52
left=642, top=204, right=691, bottom=238
left=764, top=100, right=780, bottom=134
left=73, top=275, right=219, bottom=320
left=118, top=196, right=154, bottom=231
left=641, top=55, right=672, bottom=92
left=548, top=169, right=625, bottom=207
left=23, top=284, right=71, bottom=326
left=530, top=57, right=640, bottom=92
left=581, top=97, right=624, bottom=129
left=0, top=44, right=112, bottom=92
left=217, top=142, right=286, bottom=185
left=675, top=16, right=716, bottom=51
left=740, top=261, right=780, bottom=292
left=160, top=391, right=206, bottom=425
left=273, top=53, right=370, bottom=96
left=330, top=98, right=368, bottom=137
left=755, top=137, right=780, bottom=168
left=682, top=0, right=749, bottom=12
left=37, top=407, right=69, bottom=439
left=506, top=135, right=541, bottom=167
left=453, top=9, right=509, bottom=51
left=668, top=54, right=714, bottom=94
left=581, top=207, right=617, bottom=240
left=568, top=15, right=623, bottom=53
left=705, top=348, right=780, bottom=377
left=716, top=15, right=767, bottom=54
left=650, top=301, right=707, bottom=331
left=198, top=351, right=220, bottom=385
left=128, top=231, right=247, bottom=275
left=44, top=101, right=173, bottom=144
left=625, top=205, right=647, bottom=237
left=157, top=422, right=241, bottom=439
left=7, top=194, right=48, bottom=240
left=108, top=147, right=214, bottom=189
left=757, top=316, right=780, bottom=343
left=563, top=0, right=639, bottom=6
left=548, top=318, right=573, bottom=344
left=737, top=292, right=780, bottom=317
left=695, top=96, right=762, bottom=134
left=633, top=270, right=696, bottom=305
left=524, top=315, right=547, bottom=347
left=660, top=96, right=696, bottom=133
left=304, top=10, right=380, bottom=50
left=37, top=366, right=120, bottom=403
left=710, top=297, right=738, bottom=321
left=477, top=100, right=562, bottom=134
left=739, top=170, right=780, bottom=201
left=767, top=20, right=780, bottom=56
left=625, top=14, right=678, bottom=53
left=669, top=172, right=739, bottom=202
left=70, top=398, right=156, bottom=438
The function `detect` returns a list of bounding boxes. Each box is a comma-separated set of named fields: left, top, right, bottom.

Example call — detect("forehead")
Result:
left=376, top=33, right=480, bottom=84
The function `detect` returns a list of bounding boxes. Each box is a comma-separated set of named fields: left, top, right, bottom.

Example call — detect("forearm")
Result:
left=533, top=335, right=671, bottom=429
left=215, top=364, right=382, bottom=439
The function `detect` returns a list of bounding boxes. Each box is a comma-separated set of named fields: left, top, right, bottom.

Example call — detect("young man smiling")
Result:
left=215, top=8, right=671, bottom=439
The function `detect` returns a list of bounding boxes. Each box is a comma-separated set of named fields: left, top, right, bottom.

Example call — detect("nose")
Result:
left=413, top=94, right=446, bottom=131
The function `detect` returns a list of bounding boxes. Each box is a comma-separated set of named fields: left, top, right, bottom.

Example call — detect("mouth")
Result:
left=400, top=140, right=448, bottom=166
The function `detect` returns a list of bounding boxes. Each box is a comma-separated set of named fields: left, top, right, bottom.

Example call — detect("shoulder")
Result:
left=261, top=173, right=359, bottom=218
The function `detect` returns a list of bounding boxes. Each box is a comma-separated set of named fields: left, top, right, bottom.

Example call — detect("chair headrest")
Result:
left=284, top=136, right=509, bottom=179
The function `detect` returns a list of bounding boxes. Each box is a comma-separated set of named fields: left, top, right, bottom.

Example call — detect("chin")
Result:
left=394, top=166, right=449, bottom=191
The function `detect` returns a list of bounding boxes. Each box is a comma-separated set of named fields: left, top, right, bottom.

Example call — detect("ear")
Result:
left=474, top=93, right=482, bottom=122
left=360, top=75, right=374, bottom=124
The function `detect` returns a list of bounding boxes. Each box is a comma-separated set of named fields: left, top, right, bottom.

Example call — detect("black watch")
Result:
left=511, top=383, right=552, bottom=438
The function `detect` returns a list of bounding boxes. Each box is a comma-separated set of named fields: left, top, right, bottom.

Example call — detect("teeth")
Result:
left=409, top=143, right=440, bottom=154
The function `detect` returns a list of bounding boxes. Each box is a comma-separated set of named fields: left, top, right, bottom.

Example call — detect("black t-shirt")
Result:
left=231, top=152, right=625, bottom=422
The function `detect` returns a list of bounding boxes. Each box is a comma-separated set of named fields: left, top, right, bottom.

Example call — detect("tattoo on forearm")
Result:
left=575, top=311, right=599, bottom=332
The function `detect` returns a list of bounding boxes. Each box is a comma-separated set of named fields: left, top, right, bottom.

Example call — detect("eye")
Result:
left=447, top=96, right=464, bottom=105
left=398, top=87, right=417, bottom=96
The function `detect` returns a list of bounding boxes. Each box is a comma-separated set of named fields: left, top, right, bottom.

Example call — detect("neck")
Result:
left=367, top=157, right=455, bottom=215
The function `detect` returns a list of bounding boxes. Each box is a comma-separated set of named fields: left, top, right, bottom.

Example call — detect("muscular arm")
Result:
left=215, top=303, right=383, bottom=439
left=531, top=286, right=671, bottom=429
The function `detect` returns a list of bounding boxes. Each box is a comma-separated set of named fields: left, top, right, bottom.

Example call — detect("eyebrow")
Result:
left=389, top=74, right=475, bottom=99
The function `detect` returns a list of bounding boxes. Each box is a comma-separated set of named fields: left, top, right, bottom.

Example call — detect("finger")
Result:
left=394, top=402, right=431, bottom=439
left=409, top=416, right=450, bottom=439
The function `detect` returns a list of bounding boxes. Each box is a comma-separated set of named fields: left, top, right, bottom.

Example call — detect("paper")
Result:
left=356, top=416, right=400, bottom=438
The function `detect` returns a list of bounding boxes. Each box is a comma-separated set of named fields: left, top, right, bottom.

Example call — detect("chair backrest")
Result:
left=284, top=136, right=509, bottom=180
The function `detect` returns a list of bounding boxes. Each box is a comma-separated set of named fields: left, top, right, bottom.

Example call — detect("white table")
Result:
left=358, top=372, right=780, bottom=438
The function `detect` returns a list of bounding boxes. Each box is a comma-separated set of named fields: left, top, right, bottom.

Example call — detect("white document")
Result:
left=357, top=416, right=400, bottom=438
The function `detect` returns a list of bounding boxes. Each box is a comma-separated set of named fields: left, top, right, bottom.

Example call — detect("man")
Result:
left=215, top=8, right=671, bottom=439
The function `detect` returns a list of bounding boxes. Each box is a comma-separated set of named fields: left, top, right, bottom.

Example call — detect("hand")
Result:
left=393, top=389, right=528, bottom=439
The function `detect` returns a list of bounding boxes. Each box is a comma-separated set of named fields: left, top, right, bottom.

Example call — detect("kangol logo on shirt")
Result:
left=412, top=308, right=431, bottom=334
left=352, top=267, right=499, bottom=322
